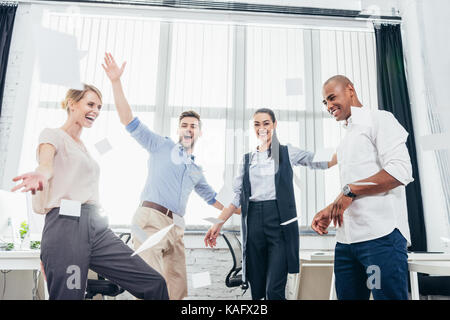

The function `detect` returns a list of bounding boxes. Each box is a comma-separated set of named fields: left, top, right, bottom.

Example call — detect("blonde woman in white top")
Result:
left=12, top=84, right=168, bottom=300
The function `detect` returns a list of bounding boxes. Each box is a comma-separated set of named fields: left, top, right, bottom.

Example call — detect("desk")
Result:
left=293, top=251, right=450, bottom=300
left=0, top=250, right=46, bottom=299
left=286, top=251, right=334, bottom=300
left=409, top=261, right=450, bottom=300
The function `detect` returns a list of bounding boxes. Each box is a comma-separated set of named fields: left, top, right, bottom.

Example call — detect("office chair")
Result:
left=408, top=273, right=450, bottom=298
left=222, top=232, right=248, bottom=291
left=85, top=232, right=131, bottom=300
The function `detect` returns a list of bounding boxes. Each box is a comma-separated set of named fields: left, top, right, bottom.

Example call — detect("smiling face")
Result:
left=177, top=116, right=202, bottom=150
left=253, top=112, right=277, bottom=147
left=68, top=90, right=102, bottom=128
left=322, top=80, right=354, bottom=122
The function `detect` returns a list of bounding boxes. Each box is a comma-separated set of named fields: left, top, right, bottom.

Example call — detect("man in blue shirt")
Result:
left=103, top=53, right=228, bottom=299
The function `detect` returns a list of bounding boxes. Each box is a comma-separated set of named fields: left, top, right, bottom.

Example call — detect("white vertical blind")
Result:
left=18, top=4, right=378, bottom=228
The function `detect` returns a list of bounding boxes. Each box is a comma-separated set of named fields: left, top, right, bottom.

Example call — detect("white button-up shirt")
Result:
left=336, top=106, right=414, bottom=245
left=231, top=145, right=329, bottom=208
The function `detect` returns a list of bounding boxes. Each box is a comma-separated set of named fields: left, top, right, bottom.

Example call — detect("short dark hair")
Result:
left=179, top=110, right=202, bottom=128
left=323, top=75, right=354, bottom=89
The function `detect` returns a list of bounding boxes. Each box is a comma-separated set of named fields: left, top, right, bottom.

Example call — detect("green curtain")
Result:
left=375, top=23, right=427, bottom=252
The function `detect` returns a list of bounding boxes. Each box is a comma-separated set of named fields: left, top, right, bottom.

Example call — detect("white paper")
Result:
left=192, top=271, right=212, bottom=289
left=34, top=27, right=83, bottom=89
left=130, top=224, right=148, bottom=244
left=215, top=184, right=235, bottom=208
left=94, top=138, right=113, bottom=155
left=173, top=214, right=186, bottom=230
left=350, top=106, right=372, bottom=127
left=203, top=217, right=225, bottom=225
left=280, top=216, right=299, bottom=226
left=312, top=148, right=335, bottom=163
left=285, top=78, right=304, bottom=96
left=420, top=133, right=450, bottom=151
left=59, top=199, right=81, bottom=217
left=351, top=182, right=378, bottom=186
left=131, top=224, right=174, bottom=256
left=440, top=237, right=450, bottom=243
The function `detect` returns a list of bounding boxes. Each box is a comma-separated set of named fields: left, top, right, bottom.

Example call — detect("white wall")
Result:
left=0, top=3, right=35, bottom=190
left=398, top=0, right=450, bottom=251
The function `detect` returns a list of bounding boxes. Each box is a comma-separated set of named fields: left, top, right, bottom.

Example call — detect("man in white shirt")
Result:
left=311, top=75, right=414, bottom=300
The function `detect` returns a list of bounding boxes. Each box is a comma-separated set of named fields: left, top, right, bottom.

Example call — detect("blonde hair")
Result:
left=61, top=84, right=102, bottom=114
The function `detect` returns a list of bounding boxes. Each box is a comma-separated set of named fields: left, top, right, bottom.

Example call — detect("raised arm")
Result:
left=102, top=52, right=133, bottom=126
left=11, top=144, right=55, bottom=194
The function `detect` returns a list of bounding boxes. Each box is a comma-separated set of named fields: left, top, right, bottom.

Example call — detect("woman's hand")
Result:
left=11, top=172, right=47, bottom=195
left=204, top=223, right=223, bottom=248
left=102, top=52, right=126, bottom=82
left=328, top=153, right=337, bottom=168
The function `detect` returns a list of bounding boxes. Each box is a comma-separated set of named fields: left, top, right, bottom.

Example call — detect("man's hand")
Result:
left=102, top=52, right=126, bottom=82
left=330, top=193, right=353, bottom=227
left=311, top=206, right=332, bottom=235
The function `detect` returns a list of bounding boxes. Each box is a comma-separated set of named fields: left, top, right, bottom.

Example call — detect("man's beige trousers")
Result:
left=131, top=206, right=188, bottom=300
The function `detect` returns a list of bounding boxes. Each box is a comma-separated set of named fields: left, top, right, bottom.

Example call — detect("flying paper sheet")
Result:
left=285, top=78, right=304, bottom=96
left=280, top=216, right=299, bottom=226
left=94, top=138, right=113, bottom=155
left=130, top=224, right=148, bottom=244
left=420, top=133, right=450, bottom=151
left=215, top=184, right=235, bottom=207
left=131, top=224, right=174, bottom=256
left=351, top=182, right=377, bottom=186
left=203, top=217, right=225, bottom=225
left=312, top=148, right=335, bottom=163
left=192, top=272, right=212, bottom=289
left=34, top=27, right=83, bottom=89
left=59, top=199, right=81, bottom=217
left=173, top=214, right=186, bottom=230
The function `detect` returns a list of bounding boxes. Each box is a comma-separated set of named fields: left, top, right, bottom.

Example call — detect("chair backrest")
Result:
left=222, top=232, right=242, bottom=270
left=222, top=232, right=248, bottom=289
left=85, top=232, right=131, bottom=299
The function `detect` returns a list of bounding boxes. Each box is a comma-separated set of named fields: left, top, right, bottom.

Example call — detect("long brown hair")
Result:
left=253, top=108, right=280, bottom=168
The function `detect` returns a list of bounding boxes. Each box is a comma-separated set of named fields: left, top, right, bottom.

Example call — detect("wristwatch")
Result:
left=342, top=184, right=357, bottom=198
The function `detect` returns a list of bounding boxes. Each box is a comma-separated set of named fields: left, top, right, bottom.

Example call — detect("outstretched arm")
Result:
left=328, top=153, right=337, bottom=168
left=11, top=144, right=55, bottom=195
left=288, top=144, right=330, bottom=170
left=211, top=200, right=241, bottom=214
left=102, top=52, right=133, bottom=126
left=204, top=204, right=238, bottom=248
